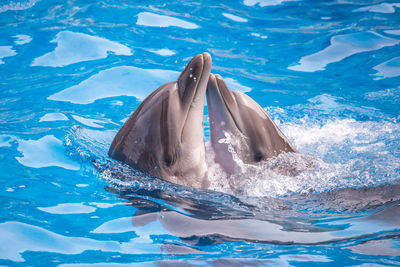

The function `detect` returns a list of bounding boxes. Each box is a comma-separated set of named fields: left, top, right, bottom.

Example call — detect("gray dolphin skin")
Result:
left=207, top=73, right=296, bottom=174
left=108, top=53, right=212, bottom=188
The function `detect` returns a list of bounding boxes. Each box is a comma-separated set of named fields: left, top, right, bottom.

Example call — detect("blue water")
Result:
left=1, top=0, right=400, bottom=265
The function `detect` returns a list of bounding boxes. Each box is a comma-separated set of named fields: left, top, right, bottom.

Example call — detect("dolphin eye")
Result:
left=254, top=151, right=264, bottom=162
left=164, top=156, right=173, bottom=167
left=164, top=153, right=176, bottom=167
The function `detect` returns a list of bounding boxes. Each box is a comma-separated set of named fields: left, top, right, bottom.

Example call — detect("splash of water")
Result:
left=65, top=96, right=400, bottom=213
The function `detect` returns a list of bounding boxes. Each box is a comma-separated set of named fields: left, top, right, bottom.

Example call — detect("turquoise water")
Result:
left=1, top=0, right=400, bottom=265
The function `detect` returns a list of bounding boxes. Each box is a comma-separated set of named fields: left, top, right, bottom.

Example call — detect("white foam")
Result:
left=0, top=46, right=17, bottom=64
left=16, top=135, right=80, bottom=170
left=39, top=112, right=68, bottom=122
left=205, top=98, right=400, bottom=198
left=364, top=87, right=400, bottom=104
left=136, top=12, right=199, bottom=29
left=372, top=56, right=400, bottom=79
left=288, top=31, right=400, bottom=72
left=284, top=119, right=370, bottom=149
left=0, top=0, right=38, bottom=13
left=48, top=66, right=179, bottom=104
left=222, top=13, right=248, bottom=22
left=32, top=31, right=132, bottom=67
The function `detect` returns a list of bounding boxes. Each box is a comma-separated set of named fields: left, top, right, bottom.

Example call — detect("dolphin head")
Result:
left=109, top=53, right=212, bottom=188
left=207, top=74, right=296, bottom=174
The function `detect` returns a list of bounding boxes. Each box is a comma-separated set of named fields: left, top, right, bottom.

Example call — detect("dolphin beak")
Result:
left=178, top=53, right=212, bottom=145
left=177, top=52, right=212, bottom=107
left=207, top=74, right=243, bottom=133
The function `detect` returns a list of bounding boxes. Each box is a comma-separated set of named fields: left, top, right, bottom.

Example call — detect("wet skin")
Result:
left=109, top=53, right=212, bottom=189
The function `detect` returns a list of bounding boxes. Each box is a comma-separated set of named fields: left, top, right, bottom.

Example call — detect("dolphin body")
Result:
left=206, top=73, right=296, bottom=174
left=108, top=53, right=212, bottom=189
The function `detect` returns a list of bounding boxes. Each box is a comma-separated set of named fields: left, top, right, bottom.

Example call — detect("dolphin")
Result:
left=108, top=53, right=212, bottom=189
left=206, top=73, right=296, bottom=174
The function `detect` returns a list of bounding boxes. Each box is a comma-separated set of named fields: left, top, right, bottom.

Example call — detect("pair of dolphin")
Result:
left=108, top=53, right=296, bottom=189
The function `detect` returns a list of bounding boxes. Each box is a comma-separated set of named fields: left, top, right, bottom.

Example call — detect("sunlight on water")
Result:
left=39, top=112, right=69, bottom=122
left=71, top=115, right=107, bottom=128
left=136, top=12, right=199, bottom=29
left=289, top=32, right=400, bottom=72
left=373, top=56, right=400, bottom=79
left=353, top=2, right=400, bottom=14
left=32, top=31, right=132, bottom=67
left=0, top=221, right=158, bottom=262
left=16, top=135, right=80, bottom=170
left=0, top=46, right=16, bottom=64
left=13, top=34, right=32, bottom=45
left=243, top=0, right=290, bottom=7
left=48, top=66, right=179, bottom=104
left=222, top=13, right=248, bottom=23
left=147, top=48, right=176, bottom=56
left=38, top=203, right=97, bottom=214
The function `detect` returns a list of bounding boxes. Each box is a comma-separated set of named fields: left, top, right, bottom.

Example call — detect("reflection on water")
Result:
left=222, top=13, right=248, bottom=23
left=147, top=48, right=176, bottom=56
left=353, top=2, right=400, bottom=14
left=39, top=112, right=69, bottom=122
left=288, top=32, right=400, bottom=72
left=13, top=34, right=32, bottom=45
left=71, top=115, right=107, bottom=128
left=373, top=56, right=400, bottom=79
left=16, top=135, right=80, bottom=170
left=0, top=46, right=16, bottom=64
left=347, top=238, right=400, bottom=256
left=243, top=0, right=289, bottom=7
left=38, top=203, right=97, bottom=214
left=31, top=31, right=132, bottom=67
left=48, top=66, right=179, bottom=104
left=385, top=29, right=400, bottom=35
left=0, top=221, right=158, bottom=262
left=136, top=12, right=199, bottom=29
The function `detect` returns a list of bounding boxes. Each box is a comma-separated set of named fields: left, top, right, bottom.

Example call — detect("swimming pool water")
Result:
left=1, top=0, right=400, bottom=265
